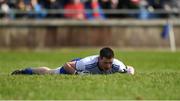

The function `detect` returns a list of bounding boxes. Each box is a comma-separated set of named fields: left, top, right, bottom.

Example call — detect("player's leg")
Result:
left=31, top=66, right=70, bottom=74
left=31, top=67, right=54, bottom=74
left=11, top=58, right=82, bottom=75
left=11, top=67, right=56, bottom=75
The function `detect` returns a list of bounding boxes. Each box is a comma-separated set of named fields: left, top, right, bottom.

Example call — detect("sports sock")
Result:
left=22, top=68, right=34, bottom=75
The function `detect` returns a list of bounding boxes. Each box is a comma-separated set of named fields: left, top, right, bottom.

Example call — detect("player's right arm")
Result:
left=63, top=61, right=77, bottom=74
left=63, top=59, right=86, bottom=74
left=64, top=56, right=96, bottom=74
left=113, top=59, right=135, bottom=75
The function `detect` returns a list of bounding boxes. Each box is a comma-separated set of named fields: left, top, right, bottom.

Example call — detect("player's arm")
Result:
left=118, top=65, right=135, bottom=75
left=63, top=61, right=77, bottom=74
left=114, top=59, right=135, bottom=75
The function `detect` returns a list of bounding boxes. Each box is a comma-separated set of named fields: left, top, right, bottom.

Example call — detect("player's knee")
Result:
left=37, top=67, right=51, bottom=74
left=40, top=67, right=50, bottom=70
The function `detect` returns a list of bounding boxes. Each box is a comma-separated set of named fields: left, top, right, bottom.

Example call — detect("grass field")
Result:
left=0, top=48, right=180, bottom=100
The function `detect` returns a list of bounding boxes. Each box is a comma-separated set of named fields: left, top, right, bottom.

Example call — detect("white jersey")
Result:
left=75, top=55, right=127, bottom=74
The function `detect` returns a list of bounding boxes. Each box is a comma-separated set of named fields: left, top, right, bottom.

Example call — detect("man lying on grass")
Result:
left=11, top=47, right=135, bottom=75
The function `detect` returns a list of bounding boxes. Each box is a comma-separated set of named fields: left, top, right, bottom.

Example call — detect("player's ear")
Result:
left=98, top=56, right=103, bottom=60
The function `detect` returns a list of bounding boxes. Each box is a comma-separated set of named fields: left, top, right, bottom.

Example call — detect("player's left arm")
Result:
left=118, top=65, right=135, bottom=75
left=114, top=59, right=135, bottom=75
left=63, top=61, right=77, bottom=74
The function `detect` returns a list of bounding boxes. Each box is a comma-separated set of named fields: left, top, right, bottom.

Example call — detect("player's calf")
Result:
left=11, top=68, right=33, bottom=75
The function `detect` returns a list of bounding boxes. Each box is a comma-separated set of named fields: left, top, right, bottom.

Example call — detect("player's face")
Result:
left=99, top=57, right=113, bottom=71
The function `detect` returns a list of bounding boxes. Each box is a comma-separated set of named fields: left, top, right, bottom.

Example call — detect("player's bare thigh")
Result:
left=32, top=67, right=57, bottom=74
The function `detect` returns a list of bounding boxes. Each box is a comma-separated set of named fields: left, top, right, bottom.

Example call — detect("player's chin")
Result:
left=103, top=67, right=111, bottom=71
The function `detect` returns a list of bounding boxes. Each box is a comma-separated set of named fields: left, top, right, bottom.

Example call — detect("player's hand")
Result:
left=75, top=71, right=90, bottom=75
left=127, top=66, right=135, bottom=75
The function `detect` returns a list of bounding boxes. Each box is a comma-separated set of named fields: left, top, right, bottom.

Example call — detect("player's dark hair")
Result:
left=100, top=47, right=114, bottom=59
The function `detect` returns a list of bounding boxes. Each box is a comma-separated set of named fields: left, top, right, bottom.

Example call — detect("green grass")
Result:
left=0, top=49, right=180, bottom=100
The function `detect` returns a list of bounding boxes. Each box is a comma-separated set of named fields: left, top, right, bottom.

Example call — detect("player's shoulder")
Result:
left=75, top=55, right=98, bottom=70
left=82, top=55, right=98, bottom=61
left=80, top=55, right=98, bottom=63
left=112, top=58, right=127, bottom=70
left=113, top=58, right=125, bottom=65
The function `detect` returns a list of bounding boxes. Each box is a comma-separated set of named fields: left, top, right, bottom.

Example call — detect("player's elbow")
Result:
left=63, top=61, right=76, bottom=70
left=63, top=62, right=71, bottom=69
left=63, top=62, right=76, bottom=74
